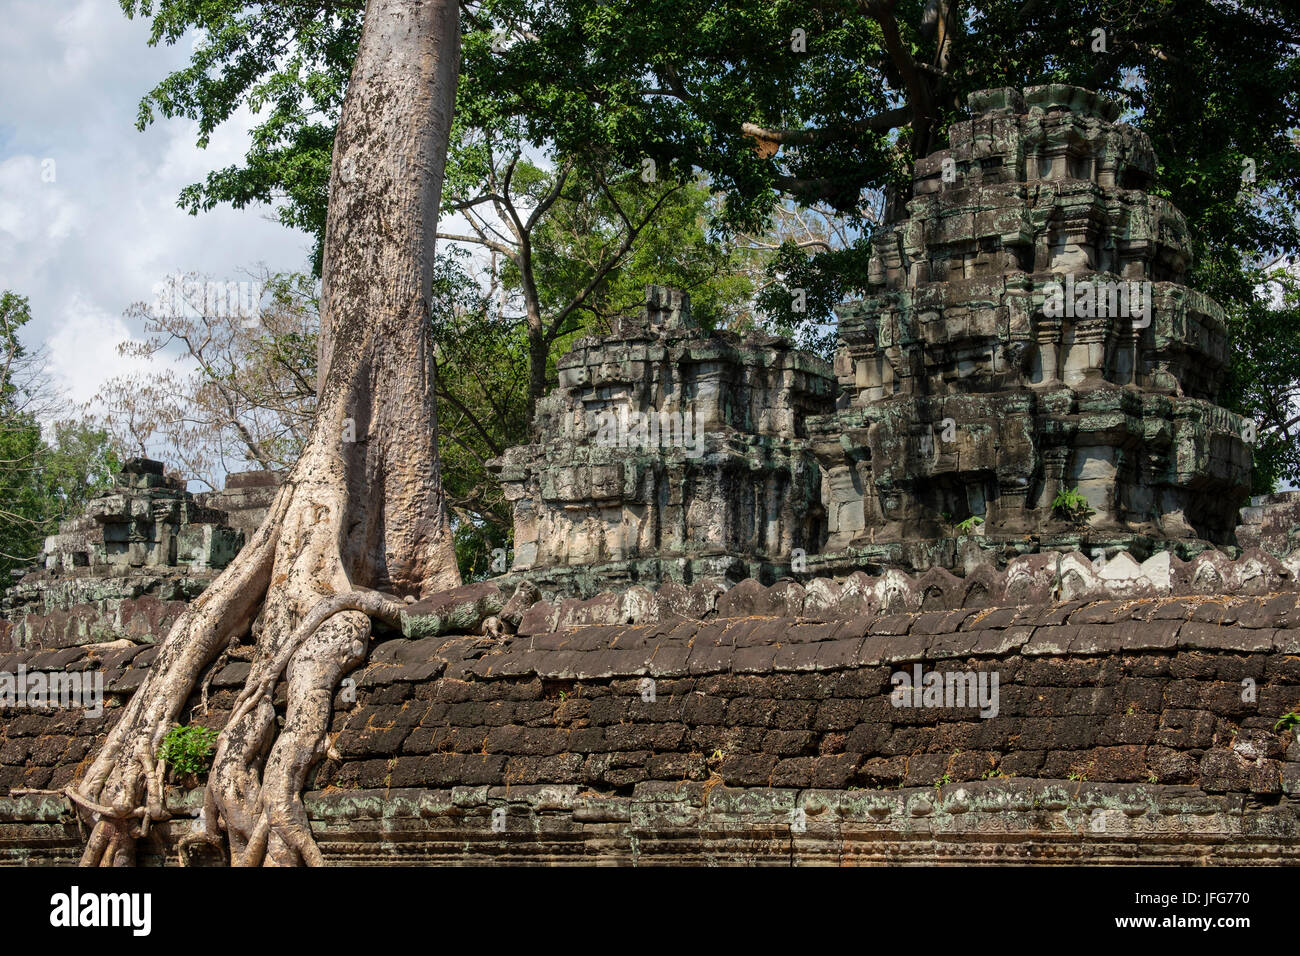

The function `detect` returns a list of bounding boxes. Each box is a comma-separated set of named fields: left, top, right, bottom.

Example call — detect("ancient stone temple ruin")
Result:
left=491, top=286, right=835, bottom=592
left=40, top=457, right=239, bottom=574
left=0, top=460, right=276, bottom=649
left=1, top=86, right=1298, bottom=867
left=807, top=86, right=1251, bottom=573
left=492, top=87, right=1254, bottom=589
left=195, top=468, right=282, bottom=542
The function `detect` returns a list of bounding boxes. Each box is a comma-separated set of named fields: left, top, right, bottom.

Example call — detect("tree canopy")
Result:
left=127, top=0, right=1300, bottom=262
left=119, top=0, right=1300, bottom=486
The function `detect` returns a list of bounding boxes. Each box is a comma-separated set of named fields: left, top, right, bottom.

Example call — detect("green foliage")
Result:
left=40, top=421, right=123, bottom=517
left=0, top=292, right=121, bottom=578
left=754, top=237, right=872, bottom=357
left=0, top=292, right=47, bottom=576
left=0, top=291, right=32, bottom=395
left=428, top=245, right=557, bottom=578
left=1052, top=487, right=1090, bottom=511
left=1052, top=486, right=1096, bottom=528
left=1275, top=713, right=1300, bottom=733
left=158, top=724, right=219, bottom=777
left=501, top=163, right=755, bottom=337
left=117, top=0, right=1300, bottom=486
left=0, top=423, right=45, bottom=577
left=1219, top=263, right=1300, bottom=492
left=955, top=515, right=984, bottom=535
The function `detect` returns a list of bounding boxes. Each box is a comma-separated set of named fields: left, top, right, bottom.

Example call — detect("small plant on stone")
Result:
left=1147, top=772, right=1159, bottom=784
left=158, top=724, right=218, bottom=779
left=934, top=772, right=952, bottom=790
left=1052, top=486, right=1096, bottom=529
left=1275, top=712, right=1299, bottom=733
left=955, top=515, right=984, bottom=535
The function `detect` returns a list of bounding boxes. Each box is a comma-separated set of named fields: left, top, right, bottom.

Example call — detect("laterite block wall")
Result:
left=1, top=592, right=1298, bottom=864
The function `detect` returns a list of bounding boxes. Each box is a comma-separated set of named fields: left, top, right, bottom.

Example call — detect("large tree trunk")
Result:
left=74, top=0, right=463, bottom=867
left=526, top=315, right=548, bottom=429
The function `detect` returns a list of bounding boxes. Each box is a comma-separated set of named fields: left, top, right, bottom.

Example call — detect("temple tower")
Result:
left=490, top=287, right=835, bottom=592
left=807, top=85, right=1252, bottom=572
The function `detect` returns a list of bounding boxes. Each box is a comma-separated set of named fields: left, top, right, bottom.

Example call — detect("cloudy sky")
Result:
left=0, top=0, right=312, bottom=408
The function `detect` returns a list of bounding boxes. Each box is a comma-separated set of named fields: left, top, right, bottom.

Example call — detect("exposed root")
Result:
left=63, top=785, right=148, bottom=821
left=75, top=487, right=284, bottom=862
left=76, top=591, right=397, bottom=865
left=227, top=590, right=404, bottom=729
left=267, top=614, right=370, bottom=865
left=176, top=829, right=224, bottom=867
left=74, top=475, right=412, bottom=868
left=223, top=608, right=375, bottom=866
left=194, top=637, right=238, bottom=719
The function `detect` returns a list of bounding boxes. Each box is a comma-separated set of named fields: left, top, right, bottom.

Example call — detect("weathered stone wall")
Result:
left=0, top=461, right=280, bottom=655
left=2, top=588, right=1298, bottom=864
left=1238, top=492, right=1300, bottom=557
left=491, top=286, right=836, bottom=592
left=37, top=458, right=241, bottom=575
left=3, top=781, right=1293, bottom=866
left=195, top=469, right=282, bottom=542
left=0, top=572, right=210, bottom=652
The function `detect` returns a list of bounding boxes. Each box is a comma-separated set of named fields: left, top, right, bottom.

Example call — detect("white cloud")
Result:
left=0, top=0, right=311, bottom=429
left=43, top=295, right=155, bottom=407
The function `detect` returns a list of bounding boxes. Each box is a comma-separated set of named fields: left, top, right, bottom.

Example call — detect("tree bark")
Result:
left=75, top=0, right=463, bottom=867
left=526, top=307, right=548, bottom=429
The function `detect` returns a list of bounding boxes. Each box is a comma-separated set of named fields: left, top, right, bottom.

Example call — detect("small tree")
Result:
left=439, top=142, right=749, bottom=419
left=1221, top=259, right=1300, bottom=493
left=94, top=270, right=318, bottom=489
left=0, top=292, right=120, bottom=576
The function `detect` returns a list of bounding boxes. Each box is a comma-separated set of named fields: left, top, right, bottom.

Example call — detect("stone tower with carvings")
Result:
left=495, top=86, right=1254, bottom=586
left=805, top=85, right=1252, bottom=574
left=490, top=287, right=836, bottom=592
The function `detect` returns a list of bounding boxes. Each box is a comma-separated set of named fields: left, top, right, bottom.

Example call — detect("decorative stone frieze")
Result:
left=807, top=85, right=1253, bottom=573
left=491, top=286, right=836, bottom=591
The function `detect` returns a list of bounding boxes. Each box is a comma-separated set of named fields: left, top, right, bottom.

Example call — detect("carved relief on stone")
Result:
left=807, top=85, right=1252, bottom=573
left=490, top=287, right=835, bottom=590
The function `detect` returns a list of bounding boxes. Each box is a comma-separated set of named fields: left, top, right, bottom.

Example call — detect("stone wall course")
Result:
left=2, top=588, right=1298, bottom=863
